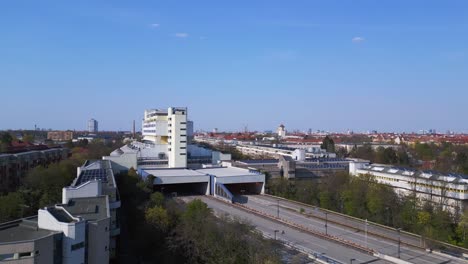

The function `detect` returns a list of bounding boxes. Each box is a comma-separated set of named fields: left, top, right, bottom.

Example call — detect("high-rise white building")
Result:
left=277, top=124, right=286, bottom=138
left=88, top=118, right=98, bottom=133
left=142, top=107, right=188, bottom=168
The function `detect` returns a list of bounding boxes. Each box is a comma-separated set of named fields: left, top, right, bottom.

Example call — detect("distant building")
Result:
left=277, top=124, right=286, bottom=138
left=0, top=148, right=69, bottom=192
left=47, top=131, right=74, bottom=141
left=88, top=119, right=98, bottom=133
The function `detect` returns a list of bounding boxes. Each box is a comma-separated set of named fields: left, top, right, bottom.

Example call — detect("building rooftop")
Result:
left=237, top=159, right=279, bottom=165
left=143, top=168, right=207, bottom=177
left=0, top=216, right=58, bottom=244
left=61, top=196, right=109, bottom=222
left=73, top=160, right=116, bottom=188
left=47, top=207, right=76, bottom=223
left=360, top=164, right=468, bottom=184
left=197, top=166, right=262, bottom=177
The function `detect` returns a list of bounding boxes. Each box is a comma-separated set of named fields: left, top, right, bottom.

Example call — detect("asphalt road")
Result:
left=180, top=195, right=390, bottom=264
left=241, top=194, right=464, bottom=264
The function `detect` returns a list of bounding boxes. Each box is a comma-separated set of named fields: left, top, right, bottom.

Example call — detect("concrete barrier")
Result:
left=373, top=253, right=412, bottom=264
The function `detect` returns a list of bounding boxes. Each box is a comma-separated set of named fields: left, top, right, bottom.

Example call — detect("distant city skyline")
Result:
left=1, top=1, right=467, bottom=132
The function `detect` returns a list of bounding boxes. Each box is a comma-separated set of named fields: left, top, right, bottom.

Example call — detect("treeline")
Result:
left=0, top=140, right=120, bottom=223
left=345, top=142, right=468, bottom=175
left=196, top=141, right=250, bottom=160
left=119, top=169, right=281, bottom=264
left=267, top=173, right=468, bottom=248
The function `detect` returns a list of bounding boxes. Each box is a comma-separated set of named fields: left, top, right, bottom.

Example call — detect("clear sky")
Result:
left=1, top=1, right=467, bottom=133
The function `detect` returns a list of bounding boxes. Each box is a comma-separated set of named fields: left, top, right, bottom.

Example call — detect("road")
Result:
left=180, top=195, right=390, bottom=264
left=240, top=194, right=464, bottom=264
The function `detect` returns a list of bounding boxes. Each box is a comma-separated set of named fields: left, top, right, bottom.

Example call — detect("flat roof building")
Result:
left=350, top=161, right=468, bottom=214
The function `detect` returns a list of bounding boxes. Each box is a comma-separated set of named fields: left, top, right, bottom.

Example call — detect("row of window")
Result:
left=372, top=175, right=468, bottom=193
left=0, top=251, right=38, bottom=261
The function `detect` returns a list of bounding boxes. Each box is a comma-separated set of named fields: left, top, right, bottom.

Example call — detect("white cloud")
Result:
left=352, top=37, right=365, bottom=43
left=174, top=33, right=189, bottom=38
left=150, top=23, right=160, bottom=28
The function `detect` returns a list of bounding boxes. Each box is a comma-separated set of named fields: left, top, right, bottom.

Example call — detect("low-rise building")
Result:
left=350, top=161, right=468, bottom=214
left=0, top=148, right=69, bottom=192
left=47, top=131, right=74, bottom=142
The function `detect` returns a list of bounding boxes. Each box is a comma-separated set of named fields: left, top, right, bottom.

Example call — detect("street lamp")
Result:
left=277, top=199, right=280, bottom=218
left=325, top=212, right=328, bottom=235
left=365, top=219, right=368, bottom=248
left=397, top=228, right=401, bottom=259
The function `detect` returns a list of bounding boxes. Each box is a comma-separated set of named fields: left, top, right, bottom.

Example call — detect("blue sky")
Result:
left=1, top=1, right=467, bottom=133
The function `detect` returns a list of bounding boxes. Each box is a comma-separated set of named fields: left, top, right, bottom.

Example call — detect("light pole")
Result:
left=397, top=228, right=401, bottom=259
left=277, top=199, right=280, bottom=218
left=325, top=212, right=328, bottom=235
left=365, top=219, right=368, bottom=248
left=274, top=230, right=279, bottom=240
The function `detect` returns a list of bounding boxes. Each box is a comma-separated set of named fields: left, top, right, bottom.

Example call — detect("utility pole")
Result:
left=397, top=228, right=401, bottom=259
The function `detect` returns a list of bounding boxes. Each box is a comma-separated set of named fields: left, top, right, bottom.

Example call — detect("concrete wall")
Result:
left=87, top=218, right=110, bottom=264
left=0, top=236, right=55, bottom=264
left=62, top=181, right=101, bottom=204
left=168, top=107, right=188, bottom=168
left=103, top=153, right=138, bottom=173
left=38, top=209, right=86, bottom=264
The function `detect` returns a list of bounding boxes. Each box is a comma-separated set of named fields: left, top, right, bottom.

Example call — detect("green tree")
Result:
left=149, top=192, right=165, bottom=208
left=0, top=132, right=13, bottom=145
left=145, top=206, right=170, bottom=232
left=0, top=192, right=25, bottom=222
left=320, top=136, right=335, bottom=153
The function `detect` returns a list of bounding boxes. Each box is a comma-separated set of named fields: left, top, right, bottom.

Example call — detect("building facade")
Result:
left=142, top=107, right=188, bottom=168
left=0, top=160, right=119, bottom=264
left=349, top=161, right=468, bottom=214
left=47, top=131, right=74, bottom=142
left=0, top=148, right=69, bottom=192
left=88, top=119, right=98, bottom=133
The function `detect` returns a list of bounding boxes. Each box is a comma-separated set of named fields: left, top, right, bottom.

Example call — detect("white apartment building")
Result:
left=349, top=161, right=468, bottom=214
left=142, top=107, right=188, bottom=168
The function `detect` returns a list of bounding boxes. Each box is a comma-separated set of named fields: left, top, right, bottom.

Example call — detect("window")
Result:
left=180, top=141, right=186, bottom=143
left=168, top=148, right=171, bottom=151
left=180, top=147, right=186, bottom=149
left=180, top=153, right=186, bottom=155
left=71, top=242, right=85, bottom=251
left=19, top=252, right=32, bottom=258
left=0, top=254, right=15, bottom=261
left=180, top=128, right=186, bottom=131
left=180, top=122, right=186, bottom=124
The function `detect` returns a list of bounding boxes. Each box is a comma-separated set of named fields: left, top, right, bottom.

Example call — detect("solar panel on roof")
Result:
left=76, top=169, right=108, bottom=185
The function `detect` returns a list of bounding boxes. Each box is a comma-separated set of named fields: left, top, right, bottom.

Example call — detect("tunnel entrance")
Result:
left=223, top=182, right=263, bottom=204
left=223, top=182, right=263, bottom=195
left=153, top=182, right=209, bottom=196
